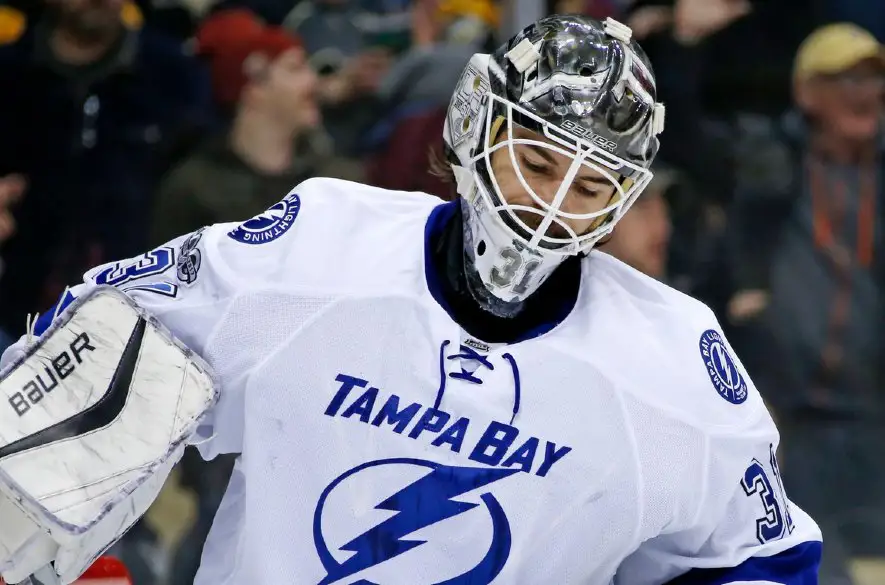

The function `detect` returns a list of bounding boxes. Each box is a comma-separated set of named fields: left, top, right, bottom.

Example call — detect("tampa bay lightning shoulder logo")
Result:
left=227, top=192, right=301, bottom=244
left=699, top=329, right=747, bottom=405
left=314, top=458, right=517, bottom=585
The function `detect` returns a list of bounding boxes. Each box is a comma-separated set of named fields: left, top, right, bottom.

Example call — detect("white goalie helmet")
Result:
left=443, top=15, right=666, bottom=311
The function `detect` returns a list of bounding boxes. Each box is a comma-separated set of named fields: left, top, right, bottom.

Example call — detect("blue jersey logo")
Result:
left=313, top=458, right=517, bottom=585
left=227, top=193, right=301, bottom=244
left=699, top=329, right=747, bottom=404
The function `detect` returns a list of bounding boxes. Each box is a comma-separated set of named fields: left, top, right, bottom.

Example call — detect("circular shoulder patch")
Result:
left=227, top=193, right=301, bottom=244
left=698, top=329, right=747, bottom=405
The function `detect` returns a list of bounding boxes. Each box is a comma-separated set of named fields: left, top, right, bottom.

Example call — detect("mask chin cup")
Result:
left=461, top=191, right=569, bottom=310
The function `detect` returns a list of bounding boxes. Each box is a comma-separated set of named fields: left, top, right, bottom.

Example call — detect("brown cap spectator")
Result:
left=153, top=8, right=366, bottom=255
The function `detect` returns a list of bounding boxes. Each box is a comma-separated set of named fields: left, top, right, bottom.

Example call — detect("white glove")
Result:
left=0, top=492, right=57, bottom=584
left=0, top=287, right=218, bottom=584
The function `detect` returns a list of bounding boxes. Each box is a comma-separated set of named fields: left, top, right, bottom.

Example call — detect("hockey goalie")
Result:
left=0, top=13, right=821, bottom=585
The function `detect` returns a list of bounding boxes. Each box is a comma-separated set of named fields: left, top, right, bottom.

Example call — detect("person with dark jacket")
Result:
left=726, top=24, right=885, bottom=585
left=0, top=0, right=211, bottom=349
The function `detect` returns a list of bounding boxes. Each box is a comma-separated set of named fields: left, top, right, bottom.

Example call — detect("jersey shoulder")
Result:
left=200, top=177, right=444, bottom=294
left=579, top=251, right=769, bottom=436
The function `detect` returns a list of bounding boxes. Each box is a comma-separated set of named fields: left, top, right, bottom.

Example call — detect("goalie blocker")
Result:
left=0, top=287, right=217, bottom=585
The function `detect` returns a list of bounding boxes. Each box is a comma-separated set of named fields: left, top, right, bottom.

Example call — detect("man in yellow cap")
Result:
left=793, top=23, right=884, bottom=147
left=727, top=21, right=885, bottom=585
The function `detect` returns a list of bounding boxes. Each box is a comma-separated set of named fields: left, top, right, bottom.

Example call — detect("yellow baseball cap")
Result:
left=437, top=0, right=499, bottom=28
left=121, top=0, right=144, bottom=30
left=794, top=23, right=885, bottom=81
left=0, top=6, right=26, bottom=46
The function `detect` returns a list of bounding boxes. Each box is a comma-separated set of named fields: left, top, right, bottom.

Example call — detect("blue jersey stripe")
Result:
left=666, top=541, right=822, bottom=585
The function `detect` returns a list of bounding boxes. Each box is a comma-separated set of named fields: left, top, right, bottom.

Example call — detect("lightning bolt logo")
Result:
left=228, top=193, right=300, bottom=244
left=244, top=201, right=286, bottom=229
left=313, top=458, right=519, bottom=585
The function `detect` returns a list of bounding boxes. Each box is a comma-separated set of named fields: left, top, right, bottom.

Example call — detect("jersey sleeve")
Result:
left=615, top=317, right=822, bottom=585
left=1, top=177, right=436, bottom=462
left=0, top=224, right=250, bottom=455
left=618, top=436, right=822, bottom=585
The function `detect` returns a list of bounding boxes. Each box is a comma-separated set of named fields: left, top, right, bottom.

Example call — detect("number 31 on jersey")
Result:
left=742, top=444, right=795, bottom=544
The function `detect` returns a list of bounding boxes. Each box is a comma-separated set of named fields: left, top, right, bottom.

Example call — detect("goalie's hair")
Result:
left=427, top=145, right=458, bottom=201
left=427, top=146, right=455, bottom=184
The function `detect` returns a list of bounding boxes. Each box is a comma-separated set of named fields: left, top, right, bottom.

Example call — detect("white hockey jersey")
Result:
left=8, top=177, right=821, bottom=585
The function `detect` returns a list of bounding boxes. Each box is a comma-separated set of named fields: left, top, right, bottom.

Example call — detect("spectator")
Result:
left=365, top=107, right=450, bottom=198
left=364, top=0, right=499, bottom=198
left=622, top=0, right=751, bottom=205
left=0, top=174, right=24, bottom=245
left=603, top=170, right=673, bottom=280
left=726, top=23, right=885, bottom=585
left=626, top=0, right=817, bottom=117
left=0, top=0, right=211, bottom=349
left=283, top=0, right=396, bottom=156
left=152, top=8, right=361, bottom=243
left=600, top=167, right=732, bottom=311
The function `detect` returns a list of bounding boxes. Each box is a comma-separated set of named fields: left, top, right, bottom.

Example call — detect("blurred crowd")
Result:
left=0, top=0, right=881, bottom=584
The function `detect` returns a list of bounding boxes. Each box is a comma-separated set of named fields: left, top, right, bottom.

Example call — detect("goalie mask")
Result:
left=443, top=15, right=665, bottom=314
